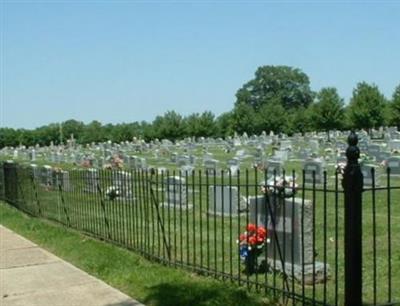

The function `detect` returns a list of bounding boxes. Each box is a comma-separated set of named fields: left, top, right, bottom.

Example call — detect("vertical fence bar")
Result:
left=386, top=167, right=392, bottom=303
left=221, top=169, right=225, bottom=279
left=185, top=170, right=190, bottom=266
left=179, top=170, right=183, bottom=265
left=291, top=169, right=295, bottom=304
left=192, top=170, right=196, bottom=269
left=301, top=169, right=306, bottom=304
left=334, top=170, right=339, bottom=306
left=228, top=169, right=233, bottom=282
left=199, top=170, right=203, bottom=270
left=371, top=167, right=377, bottom=305
left=343, top=131, right=363, bottom=306
left=237, top=170, right=242, bottom=287
left=323, top=170, right=328, bottom=304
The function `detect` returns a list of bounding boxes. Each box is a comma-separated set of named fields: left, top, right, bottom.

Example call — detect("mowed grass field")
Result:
left=5, top=153, right=399, bottom=306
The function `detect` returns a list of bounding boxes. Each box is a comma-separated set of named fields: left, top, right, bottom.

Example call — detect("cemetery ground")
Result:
left=2, top=132, right=400, bottom=305
left=8, top=162, right=400, bottom=305
left=0, top=202, right=271, bottom=306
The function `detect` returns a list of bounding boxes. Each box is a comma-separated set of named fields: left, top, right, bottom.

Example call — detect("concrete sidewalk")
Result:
left=0, top=225, right=144, bottom=306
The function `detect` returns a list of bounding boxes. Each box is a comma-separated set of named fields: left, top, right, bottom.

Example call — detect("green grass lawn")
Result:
left=0, top=202, right=273, bottom=306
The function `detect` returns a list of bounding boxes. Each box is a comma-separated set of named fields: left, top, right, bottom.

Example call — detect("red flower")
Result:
left=257, top=227, right=266, bottom=238
left=248, top=236, right=257, bottom=245
left=239, top=234, right=247, bottom=242
left=257, top=236, right=265, bottom=244
left=247, top=224, right=257, bottom=232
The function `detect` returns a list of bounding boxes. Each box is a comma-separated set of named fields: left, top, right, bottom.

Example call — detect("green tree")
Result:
left=81, top=120, right=106, bottom=143
left=389, top=84, right=400, bottom=128
left=152, top=111, right=185, bottom=140
left=216, top=111, right=235, bottom=137
left=0, top=128, right=19, bottom=148
left=287, top=106, right=313, bottom=135
left=235, top=65, right=314, bottom=111
left=185, top=111, right=216, bottom=138
left=256, top=101, right=288, bottom=134
left=311, top=87, right=344, bottom=138
left=348, top=82, right=387, bottom=131
left=232, top=102, right=258, bottom=134
left=61, top=119, right=85, bottom=143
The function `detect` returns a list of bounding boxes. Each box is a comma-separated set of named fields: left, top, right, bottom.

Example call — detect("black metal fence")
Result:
left=1, top=135, right=399, bottom=306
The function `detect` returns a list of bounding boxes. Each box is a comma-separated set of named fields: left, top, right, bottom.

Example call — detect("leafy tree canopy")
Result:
left=348, top=82, right=388, bottom=130
left=390, top=84, right=400, bottom=127
left=311, top=87, right=344, bottom=131
left=235, top=65, right=314, bottom=110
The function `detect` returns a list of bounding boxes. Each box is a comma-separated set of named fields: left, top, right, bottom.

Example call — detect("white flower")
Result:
left=105, top=186, right=120, bottom=200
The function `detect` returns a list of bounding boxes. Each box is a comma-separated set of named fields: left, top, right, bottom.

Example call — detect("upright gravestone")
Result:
left=273, top=150, right=288, bottom=161
left=266, top=160, right=283, bottom=178
left=367, top=144, right=381, bottom=159
left=31, top=149, right=36, bottom=162
left=303, top=159, right=325, bottom=184
left=387, top=156, right=400, bottom=175
left=227, top=158, right=240, bottom=175
left=162, top=176, right=191, bottom=209
left=41, top=165, right=53, bottom=187
left=249, top=195, right=328, bottom=284
left=389, top=140, right=400, bottom=152
left=30, top=164, right=40, bottom=181
left=360, top=164, right=380, bottom=186
left=376, top=151, right=391, bottom=163
left=112, top=171, right=134, bottom=199
left=84, top=169, right=99, bottom=193
left=52, top=170, right=71, bottom=192
left=204, top=159, right=219, bottom=175
left=208, top=186, right=245, bottom=217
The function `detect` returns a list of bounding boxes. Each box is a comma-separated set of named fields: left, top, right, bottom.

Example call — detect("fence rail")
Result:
left=1, top=140, right=399, bottom=306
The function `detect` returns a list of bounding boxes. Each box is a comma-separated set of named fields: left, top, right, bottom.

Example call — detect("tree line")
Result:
left=1, top=65, right=399, bottom=148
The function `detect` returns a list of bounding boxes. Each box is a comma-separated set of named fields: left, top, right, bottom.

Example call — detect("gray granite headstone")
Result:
left=84, top=169, right=99, bottom=193
left=387, top=157, right=400, bottom=175
left=162, top=176, right=191, bottom=209
left=227, top=158, right=240, bottom=175
left=41, top=165, right=53, bottom=186
left=361, top=164, right=380, bottom=186
left=389, top=140, right=400, bottom=151
left=204, top=159, right=219, bottom=175
left=375, top=151, right=391, bottom=163
left=273, top=150, right=288, bottom=161
left=112, top=171, right=134, bottom=199
left=266, top=160, right=283, bottom=178
left=303, top=159, right=325, bottom=184
left=208, top=186, right=245, bottom=217
left=367, top=144, right=381, bottom=159
left=249, top=195, right=329, bottom=284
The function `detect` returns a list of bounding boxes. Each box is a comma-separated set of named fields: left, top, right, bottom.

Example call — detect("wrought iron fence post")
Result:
left=343, top=131, right=363, bottom=306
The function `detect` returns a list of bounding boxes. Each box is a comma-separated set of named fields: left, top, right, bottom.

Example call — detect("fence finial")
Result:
left=346, top=130, right=360, bottom=164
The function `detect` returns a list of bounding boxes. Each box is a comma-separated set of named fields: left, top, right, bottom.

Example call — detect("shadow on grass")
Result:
left=143, top=280, right=269, bottom=306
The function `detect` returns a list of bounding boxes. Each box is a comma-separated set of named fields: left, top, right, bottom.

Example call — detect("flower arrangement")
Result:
left=260, top=175, right=298, bottom=198
left=238, top=224, right=269, bottom=274
left=105, top=186, right=121, bottom=200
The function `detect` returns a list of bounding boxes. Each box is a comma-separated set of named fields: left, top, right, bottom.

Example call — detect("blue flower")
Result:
left=240, top=244, right=249, bottom=260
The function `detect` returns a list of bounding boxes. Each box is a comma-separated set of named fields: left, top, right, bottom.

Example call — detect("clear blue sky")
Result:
left=1, top=1, right=399, bottom=129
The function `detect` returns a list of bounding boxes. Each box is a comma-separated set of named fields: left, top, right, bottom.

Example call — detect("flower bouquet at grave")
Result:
left=111, top=155, right=124, bottom=169
left=105, top=185, right=121, bottom=200
left=238, top=224, right=269, bottom=275
left=260, top=175, right=298, bottom=198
